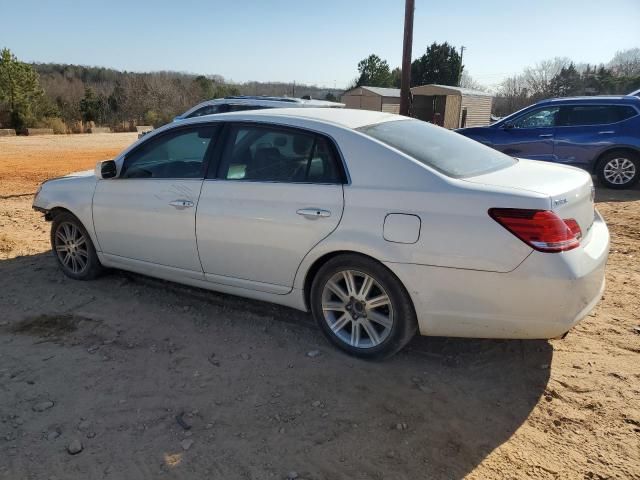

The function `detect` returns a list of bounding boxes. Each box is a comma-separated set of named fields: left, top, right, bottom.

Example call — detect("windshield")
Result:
left=357, top=119, right=516, bottom=178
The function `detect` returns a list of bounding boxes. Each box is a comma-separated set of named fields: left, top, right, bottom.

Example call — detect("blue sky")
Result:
left=1, top=0, right=638, bottom=89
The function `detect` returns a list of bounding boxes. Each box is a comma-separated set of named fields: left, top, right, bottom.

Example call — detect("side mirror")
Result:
left=502, top=122, right=515, bottom=130
left=98, top=160, right=117, bottom=179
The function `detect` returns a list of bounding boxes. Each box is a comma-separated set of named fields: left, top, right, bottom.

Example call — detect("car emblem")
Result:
left=553, top=198, right=568, bottom=206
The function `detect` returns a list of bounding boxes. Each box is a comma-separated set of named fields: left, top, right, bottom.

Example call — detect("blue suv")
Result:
left=457, top=96, right=640, bottom=189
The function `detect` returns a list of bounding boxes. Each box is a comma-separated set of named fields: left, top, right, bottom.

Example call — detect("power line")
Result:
left=458, top=46, right=465, bottom=86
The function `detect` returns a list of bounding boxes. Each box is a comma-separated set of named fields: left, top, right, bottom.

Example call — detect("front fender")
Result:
left=32, top=175, right=100, bottom=251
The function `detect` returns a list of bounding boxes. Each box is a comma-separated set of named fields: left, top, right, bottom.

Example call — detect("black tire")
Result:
left=310, top=254, right=417, bottom=360
left=596, top=150, right=640, bottom=189
left=50, top=212, right=104, bottom=280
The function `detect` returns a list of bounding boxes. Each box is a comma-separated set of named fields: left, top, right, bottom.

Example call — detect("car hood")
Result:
left=65, top=169, right=95, bottom=178
left=44, top=169, right=95, bottom=184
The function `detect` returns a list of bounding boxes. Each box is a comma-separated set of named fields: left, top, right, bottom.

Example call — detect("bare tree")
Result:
left=494, top=74, right=530, bottom=117
left=459, top=71, right=487, bottom=91
left=609, top=48, right=640, bottom=76
left=522, top=57, right=571, bottom=98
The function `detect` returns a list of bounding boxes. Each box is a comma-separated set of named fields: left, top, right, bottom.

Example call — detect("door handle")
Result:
left=169, top=199, right=194, bottom=209
left=598, top=130, right=614, bottom=134
left=297, top=208, right=331, bottom=219
left=538, top=134, right=553, bottom=138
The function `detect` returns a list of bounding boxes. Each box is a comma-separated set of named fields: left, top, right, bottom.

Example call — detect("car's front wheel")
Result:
left=50, top=212, right=103, bottom=280
left=597, top=151, right=639, bottom=189
left=310, top=254, right=417, bottom=359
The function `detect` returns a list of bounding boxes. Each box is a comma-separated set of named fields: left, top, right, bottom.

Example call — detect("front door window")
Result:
left=513, top=107, right=559, bottom=128
left=121, top=126, right=218, bottom=179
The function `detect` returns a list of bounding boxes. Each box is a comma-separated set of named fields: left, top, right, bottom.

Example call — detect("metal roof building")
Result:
left=341, top=84, right=493, bottom=129
left=411, top=84, right=493, bottom=129
left=341, top=86, right=401, bottom=114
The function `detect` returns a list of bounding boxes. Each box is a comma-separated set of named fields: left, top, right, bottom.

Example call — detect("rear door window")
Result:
left=561, top=105, right=638, bottom=126
left=215, top=125, right=343, bottom=183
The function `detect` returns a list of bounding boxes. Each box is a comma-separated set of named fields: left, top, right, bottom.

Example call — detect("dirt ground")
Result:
left=0, top=133, right=638, bottom=480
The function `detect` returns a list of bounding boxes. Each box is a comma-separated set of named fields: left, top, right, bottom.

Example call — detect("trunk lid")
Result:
left=464, top=159, right=595, bottom=234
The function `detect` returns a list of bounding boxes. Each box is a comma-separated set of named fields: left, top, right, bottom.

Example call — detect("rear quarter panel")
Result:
left=300, top=181, right=541, bottom=275
left=294, top=137, right=548, bottom=291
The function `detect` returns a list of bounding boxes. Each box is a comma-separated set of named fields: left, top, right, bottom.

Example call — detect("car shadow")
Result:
left=594, top=182, right=640, bottom=203
left=0, top=252, right=552, bottom=479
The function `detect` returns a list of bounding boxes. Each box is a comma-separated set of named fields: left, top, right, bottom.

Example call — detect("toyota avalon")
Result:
left=33, top=109, right=609, bottom=358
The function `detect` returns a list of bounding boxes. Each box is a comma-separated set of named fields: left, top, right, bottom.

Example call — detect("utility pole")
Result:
left=458, top=46, right=465, bottom=86
left=399, top=0, right=415, bottom=116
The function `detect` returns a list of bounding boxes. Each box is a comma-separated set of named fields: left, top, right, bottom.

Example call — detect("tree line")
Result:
left=352, top=45, right=640, bottom=118
left=494, top=49, right=640, bottom=116
left=0, top=48, right=342, bottom=133
left=3, top=45, right=639, bottom=133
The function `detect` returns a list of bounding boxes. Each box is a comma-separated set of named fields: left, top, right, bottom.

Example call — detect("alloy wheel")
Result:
left=603, top=157, right=636, bottom=185
left=321, top=269, right=394, bottom=349
left=54, top=222, right=89, bottom=274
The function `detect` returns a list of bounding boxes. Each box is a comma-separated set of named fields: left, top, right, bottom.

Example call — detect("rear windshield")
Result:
left=357, top=119, right=516, bottom=178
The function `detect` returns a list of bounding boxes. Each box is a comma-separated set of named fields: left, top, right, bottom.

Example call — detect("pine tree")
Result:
left=0, top=48, right=48, bottom=130
left=355, top=55, right=393, bottom=88
left=411, top=42, right=463, bottom=87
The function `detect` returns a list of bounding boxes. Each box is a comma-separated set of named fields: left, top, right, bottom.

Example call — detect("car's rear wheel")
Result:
left=50, top=212, right=103, bottom=280
left=597, top=151, right=639, bottom=189
left=310, top=254, right=417, bottom=359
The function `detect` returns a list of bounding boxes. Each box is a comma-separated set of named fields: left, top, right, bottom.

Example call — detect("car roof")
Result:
left=224, top=95, right=303, bottom=103
left=182, top=107, right=401, bottom=130
left=186, top=96, right=345, bottom=110
left=536, top=95, right=640, bottom=105
left=123, top=108, right=407, bottom=162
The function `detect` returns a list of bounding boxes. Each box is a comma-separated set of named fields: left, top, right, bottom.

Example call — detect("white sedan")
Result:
left=33, top=108, right=609, bottom=358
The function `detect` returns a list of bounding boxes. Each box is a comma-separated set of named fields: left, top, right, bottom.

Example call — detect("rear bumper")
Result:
left=386, top=210, right=609, bottom=339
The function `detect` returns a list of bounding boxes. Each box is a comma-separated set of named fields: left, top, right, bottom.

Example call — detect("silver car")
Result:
left=173, top=95, right=345, bottom=122
left=33, top=108, right=609, bottom=359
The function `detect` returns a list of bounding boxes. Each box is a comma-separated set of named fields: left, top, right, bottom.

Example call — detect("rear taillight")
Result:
left=563, top=218, right=582, bottom=241
left=489, top=208, right=582, bottom=253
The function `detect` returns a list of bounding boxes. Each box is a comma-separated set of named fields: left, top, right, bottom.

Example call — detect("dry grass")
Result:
left=0, top=133, right=137, bottom=196
left=0, top=232, right=16, bottom=253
